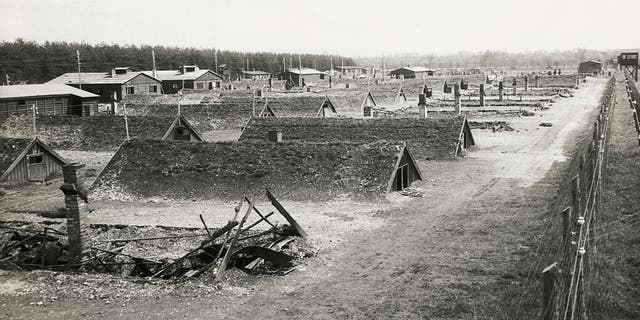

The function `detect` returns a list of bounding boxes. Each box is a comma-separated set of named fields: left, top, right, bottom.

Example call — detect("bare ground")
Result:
left=0, top=78, right=610, bottom=319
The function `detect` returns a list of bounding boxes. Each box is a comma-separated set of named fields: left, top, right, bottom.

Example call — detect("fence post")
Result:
left=542, top=263, right=558, bottom=320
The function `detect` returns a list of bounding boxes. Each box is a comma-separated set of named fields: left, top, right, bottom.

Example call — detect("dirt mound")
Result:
left=91, top=139, right=405, bottom=201
left=240, top=116, right=468, bottom=160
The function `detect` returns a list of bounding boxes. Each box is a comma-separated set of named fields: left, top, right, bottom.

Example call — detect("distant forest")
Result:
left=361, top=49, right=625, bottom=70
left=0, top=39, right=356, bottom=84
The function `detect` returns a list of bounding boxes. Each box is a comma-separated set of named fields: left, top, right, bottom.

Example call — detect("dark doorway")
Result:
left=395, top=164, right=409, bottom=191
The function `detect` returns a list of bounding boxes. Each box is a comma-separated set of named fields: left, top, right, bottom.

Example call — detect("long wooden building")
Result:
left=47, top=67, right=163, bottom=102
left=142, top=65, right=224, bottom=94
left=0, top=84, right=100, bottom=122
left=0, top=137, right=69, bottom=183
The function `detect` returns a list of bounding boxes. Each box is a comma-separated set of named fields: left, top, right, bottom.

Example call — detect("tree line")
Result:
left=0, top=39, right=356, bottom=84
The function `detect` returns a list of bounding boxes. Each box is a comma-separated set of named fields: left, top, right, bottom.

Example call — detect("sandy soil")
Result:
left=0, top=77, right=611, bottom=319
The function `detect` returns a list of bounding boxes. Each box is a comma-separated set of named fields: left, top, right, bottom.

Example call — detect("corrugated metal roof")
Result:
left=47, top=71, right=160, bottom=85
left=0, top=84, right=99, bottom=99
left=141, top=69, right=223, bottom=81
left=286, top=68, right=324, bottom=75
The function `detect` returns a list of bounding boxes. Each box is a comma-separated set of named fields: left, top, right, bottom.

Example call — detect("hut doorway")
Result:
left=27, top=153, right=46, bottom=182
left=395, top=164, right=409, bottom=191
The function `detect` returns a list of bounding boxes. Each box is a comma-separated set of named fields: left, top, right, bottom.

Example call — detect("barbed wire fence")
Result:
left=540, top=75, right=616, bottom=320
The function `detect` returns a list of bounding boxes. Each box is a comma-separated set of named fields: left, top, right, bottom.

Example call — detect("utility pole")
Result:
left=32, top=104, right=37, bottom=137
left=298, top=55, right=302, bottom=87
left=177, top=91, right=182, bottom=116
left=123, top=102, right=130, bottom=140
left=76, top=50, right=82, bottom=90
left=282, top=57, right=286, bottom=73
left=246, top=58, right=249, bottom=71
left=214, top=49, right=218, bottom=72
left=152, top=49, right=158, bottom=79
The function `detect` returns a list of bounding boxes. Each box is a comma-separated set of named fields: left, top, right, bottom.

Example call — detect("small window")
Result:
left=126, top=87, right=135, bottom=94
left=363, top=106, right=372, bottom=117
left=18, top=99, right=26, bottom=105
left=172, top=83, right=179, bottom=89
left=149, top=85, right=157, bottom=93
left=196, top=82, right=204, bottom=89
left=28, top=154, right=43, bottom=165
left=174, top=127, right=190, bottom=141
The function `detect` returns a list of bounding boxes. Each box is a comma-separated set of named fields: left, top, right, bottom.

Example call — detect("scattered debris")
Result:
left=539, top=122, right=553, bottom=127
left=521, top=110, right=535, bottom=117
left=400, top=187, right=425, bottom=197
left=0, top=189, right=311, bottom=281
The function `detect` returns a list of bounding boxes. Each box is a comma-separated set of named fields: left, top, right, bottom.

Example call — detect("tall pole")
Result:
left=32, top=104, right=37, bottom=137
left=152, top=49, right=157, bottom=79
left=282, top=57, right=286, bottom=73
left=246, top=57, right=249, bottom=71
left=76, top=50, right=82, bottom=90
left=298, top=55, right=302, bottom=87
left=330, top=56, right=333, bottom=74
left=177, top=91, right=181, bottom=116
left=123, top=102, right=130, bottom=140
left=214, top=49, right=218, bottom=72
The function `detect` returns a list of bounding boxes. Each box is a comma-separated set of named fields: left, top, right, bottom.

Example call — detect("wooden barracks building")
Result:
left=143, top=65, right=224, bottom=93
left=47, top=67, right=162, bottom=102
left=0, top=84, right=99, bottom=121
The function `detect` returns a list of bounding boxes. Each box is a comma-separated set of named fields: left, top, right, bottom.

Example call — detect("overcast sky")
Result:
left=1, top=0, right=639, bottom=57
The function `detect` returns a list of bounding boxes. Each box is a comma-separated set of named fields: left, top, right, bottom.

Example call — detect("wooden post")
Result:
left=498, top=81, right=504, bottom=102
left=524, top=76, right=529, bottom=91
left=535, top=75, right=540, bottom=88
left=123, top=102, right=130, bottom=141
left=479, top=84, right=485, bottom=106
left=512, top=77, right=517, bottom=96
left=571, top=176, right=581, bottom=221
left=542, top=262, right=558, bottom=320
left=562, top=207, right=571, bottom=242
left=32, top=104, right=37, bottom=137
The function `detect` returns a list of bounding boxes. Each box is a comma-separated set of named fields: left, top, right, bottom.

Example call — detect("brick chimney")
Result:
left=418, top=93, right=427, bottom=118
left=268, top=130, right=282, bottom=143
left=59, top=164, right=88, bottom=265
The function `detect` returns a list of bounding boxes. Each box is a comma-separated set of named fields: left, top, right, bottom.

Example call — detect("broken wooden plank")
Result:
left=266, top=189, right=308, bottom=238
left=149, top=220, right=239, bottom=279
left=233, top=246, right=294, bottom=268
left=215, top=200, right=255, bottom=280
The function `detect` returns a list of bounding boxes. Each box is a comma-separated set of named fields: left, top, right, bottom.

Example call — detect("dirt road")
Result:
left=1, top=78, right=607, bottom=319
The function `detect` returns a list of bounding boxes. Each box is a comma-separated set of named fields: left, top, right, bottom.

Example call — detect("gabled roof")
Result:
left=0, top=84, right=100, bottom=99
left=142, top=69, right=223, bottom=81
left=335, top=66, right=368, bottom=71
left=362, top=91, right=376, bottom=108
left=394, top=87, right=407, bottom=104
left=0, top=137, right=69, bottom=181
left=47, top=71, right=161, bottom=85
left=91, top=139, right=413, bottom=201
left=286, top=68, right=324, bottom=75
left=239, top=116, right=473, bottom=159
left=262, top=96, right=338, bottom=117
left=389, top=66, right=432, bottom=73
left=161, top=114, right=206, bottom=142
left=242, top=70, right=271, bottom=75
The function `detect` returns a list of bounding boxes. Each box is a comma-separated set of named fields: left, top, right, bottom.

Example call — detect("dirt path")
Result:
left=0, top=79, right=608, bottom=319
